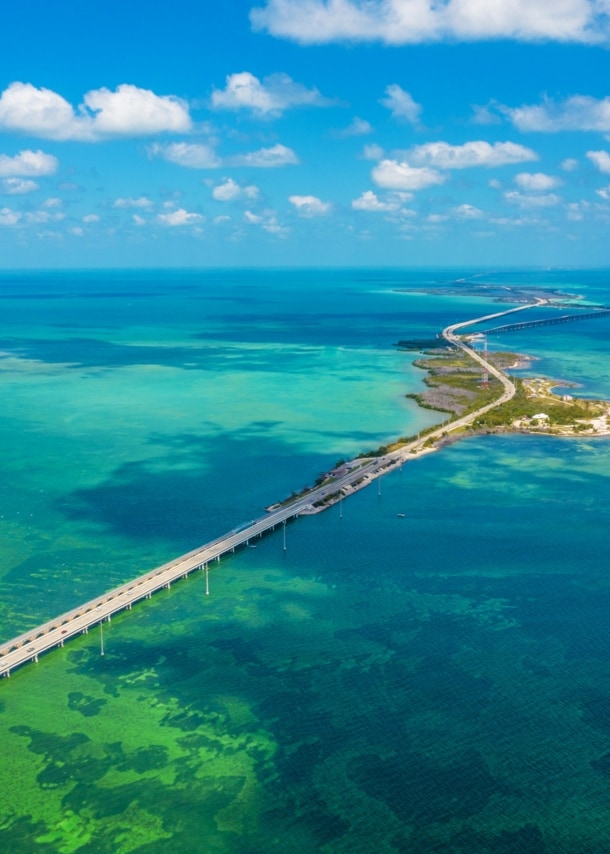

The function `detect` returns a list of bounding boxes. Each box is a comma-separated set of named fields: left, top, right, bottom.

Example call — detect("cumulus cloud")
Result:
left=156, top=208, right=204, bottom=226
left=503, top=95, right=610, bottom=132
left=406, top=140, right=538, bottom=169
left=1, top=177, right=38, bottom=194
left=514, top=172, right=562, bottom=191
left=151, top=141, right=297, bottom=169
left=380, top=85, right=422, bottom=124
left=0, top=206, right=21, bottom=225
left=596, top=185, right=610, bottom=200
left=244, top=210, right=263, bottom=224
left=335, top=117, right=373, bottom=137
left=229, top=143, right=299, bottom=167
left=24, top=209, right=65, bottom=224
left=362, top=143, right=385, bottom=161
left=211, top=72, right=330, bottom=116
left=289, top=194, right=331, bottom=216
left=149, top=142, right=221, bottom=169
left=114, top=196, right=153, bottom=209
left=504, top=190, right=561, bottom=207
left=587, top=150, right=610, bottom=173
left=566, top=200, right=590, bottom=220
left=0, top=82, right=191, bottom=141
left=0, top=149, right=58, bottom=177
left=561, top=157, right=579, bottom=171
left=351, top=190, right=400, bottom=211
left=244, top=209, right=290, bottom=235
left=372, top=159, right=445, bottom=191
left=212, top=178, right=259, bottom=201
left=250, top=0, right=608, bottom=45
left=454, top=203, right=483, bottom=218
left=83, top=214, right=100, bottom=223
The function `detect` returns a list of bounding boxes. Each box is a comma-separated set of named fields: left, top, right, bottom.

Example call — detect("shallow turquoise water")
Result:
left=2, top=269, right=610, bottom=852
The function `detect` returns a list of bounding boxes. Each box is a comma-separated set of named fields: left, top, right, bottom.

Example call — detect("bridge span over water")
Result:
left=480, top=308, right=610, bottom=336
left=1, top=295, right=561, bottom=680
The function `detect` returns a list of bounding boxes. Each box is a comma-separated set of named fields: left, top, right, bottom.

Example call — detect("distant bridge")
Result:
left=482, top=308, right=610, bottom=335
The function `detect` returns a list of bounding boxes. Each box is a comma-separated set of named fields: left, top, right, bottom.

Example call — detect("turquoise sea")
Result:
left=2, top=268, right=610, bottom=852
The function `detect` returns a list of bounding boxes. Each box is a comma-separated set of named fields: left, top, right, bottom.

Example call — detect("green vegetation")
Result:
left=474, top=378, right=604, bottom=430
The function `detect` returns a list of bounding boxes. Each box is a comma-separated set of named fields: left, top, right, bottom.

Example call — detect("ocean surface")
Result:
left=2, top=268, right=610, bottom=852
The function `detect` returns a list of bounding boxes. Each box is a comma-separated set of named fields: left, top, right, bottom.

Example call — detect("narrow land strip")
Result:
left=0, top=297, right=586, bottom=679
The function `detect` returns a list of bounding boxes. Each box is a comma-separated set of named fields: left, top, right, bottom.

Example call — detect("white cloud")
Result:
left=454, top=203, right=483, bottom=218
left=250, top=0, right=608, bottom=45
left=1, top=177, right=38, bottom=194
left=362, top=143, right=385, bottom=161
left=380, top=85, right=422, bottom=124
left=43, top=197, right=62, bottom=208
left=244, top=209, right=290, bottom=235
left=561, top=157, right=579, bottom=172
left=0, top=82, right=191, bottom=141
left=514, top=172, right=562, bottom=191
left=504, top=190, right=561, bottom=207
left=566, top=200, right=590, bottom=220
left=212, top=178, right=259, bottom=201
left=69, top=227, right=83, bottom=237
left=289, top=194, right=331, bottom=216
left=471, top=103, right=502, bottom=125
left=24, top=209, right=65, bottom=224
left=504, top=95, right=610, bottom=132
left=0, top=206, right=21, bottom=225
left=133, top=214, right=147, bottom=226
left=263, top=216, right=290, bottom=236
left=83, top=214, right=100, bottom=223
left=372, top=159, right=445, bottom=191
left=157, top=208, right=204, bottom=226
left=211, top=72, right=330, bottom=116
left=149, top=141, right=221, bottom=169
left=351, top=190, right=400, bottom=211
left=0, top=149, right=58, bottom=177
left=587, top=150, right=610, bottom=173
left=596, top=185, right=610, bottom=199
left=407, top=140, right=538, bottom=169
left=336, top=117, right=373, bottom=137
left=229, top=143, right=299, bottom=167
left=114, top=196, right=153, bottom=209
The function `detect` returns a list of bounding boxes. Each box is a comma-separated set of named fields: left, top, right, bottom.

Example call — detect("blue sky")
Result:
left=2, top=0, right=610, bottom=267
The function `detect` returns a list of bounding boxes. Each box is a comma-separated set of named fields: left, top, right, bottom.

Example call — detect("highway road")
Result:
left=1, top=298, right=542, bottom=679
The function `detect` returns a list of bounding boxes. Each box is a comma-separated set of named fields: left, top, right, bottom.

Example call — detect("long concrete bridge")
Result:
left=0, top=297, right=544, bottom=680
left=483, top=308, right=610, bottom=335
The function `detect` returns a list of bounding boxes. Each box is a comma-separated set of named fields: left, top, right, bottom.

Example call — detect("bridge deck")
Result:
left=484, top=309, right=610, bottom=335
left=0, top=296, right=560, bottom=681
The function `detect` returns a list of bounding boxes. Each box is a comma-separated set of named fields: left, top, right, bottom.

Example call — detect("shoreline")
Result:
left=3, top=291, right=609, bottom=676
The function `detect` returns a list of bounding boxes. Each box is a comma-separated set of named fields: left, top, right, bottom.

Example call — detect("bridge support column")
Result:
left=83, top=626, right=88, bottom=634
left=127, top=602, right=132, bottom=610
left=34, top=654, right=38, bottom=663
left=60, top=639, right=64, bottom=647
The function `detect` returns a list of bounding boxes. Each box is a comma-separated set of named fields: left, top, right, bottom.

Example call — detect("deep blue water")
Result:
left=1, top=268, right=610, bottom=852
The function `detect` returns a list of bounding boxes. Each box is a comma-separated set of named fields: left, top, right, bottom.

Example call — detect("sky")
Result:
left=2, top=0, right=610, bottom=268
